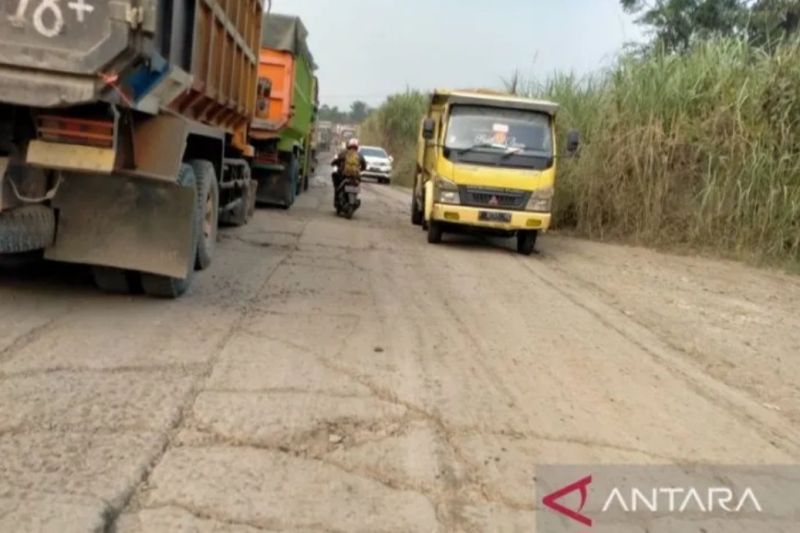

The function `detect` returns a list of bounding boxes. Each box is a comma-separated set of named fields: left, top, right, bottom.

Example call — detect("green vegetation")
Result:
left=358, top=38, right=800, bottom=268
left=319, top=101, right=372, bottom=124
left=537, top=38, right=800, bottom=267
left=359, top=91, right=428, bottom=187
left=622, top=0, right=799, bottom=52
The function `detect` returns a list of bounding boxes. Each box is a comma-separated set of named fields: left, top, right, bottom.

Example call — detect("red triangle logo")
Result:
left=542, top=475, right=593, bottom=527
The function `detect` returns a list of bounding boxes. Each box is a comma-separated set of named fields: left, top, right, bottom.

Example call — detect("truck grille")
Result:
left=459, top=187, right=531, bottom=210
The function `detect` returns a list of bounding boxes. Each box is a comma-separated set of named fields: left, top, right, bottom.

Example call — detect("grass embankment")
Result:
left=360, top=39, right=800, bottom=268
left=359, top=91, right=428, bottom=188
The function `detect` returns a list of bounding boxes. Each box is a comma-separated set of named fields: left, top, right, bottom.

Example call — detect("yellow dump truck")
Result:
left=411, top=90, right=579, bottom=255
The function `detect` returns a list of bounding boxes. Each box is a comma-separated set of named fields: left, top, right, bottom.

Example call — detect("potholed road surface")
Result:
left=1, top=170, right=798, bottom=532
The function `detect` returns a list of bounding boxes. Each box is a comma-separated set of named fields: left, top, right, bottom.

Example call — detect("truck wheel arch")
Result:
left=184, top=133, right=224, bottom=184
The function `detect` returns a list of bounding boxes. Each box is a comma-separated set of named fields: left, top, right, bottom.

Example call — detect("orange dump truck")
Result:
left=250, top=14, right=319, bottom=208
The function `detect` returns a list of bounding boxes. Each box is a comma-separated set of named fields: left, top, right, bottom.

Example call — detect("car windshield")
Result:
left=445, top=105, right=553, bottom=157
left=360, top=147, right=388, bottom=158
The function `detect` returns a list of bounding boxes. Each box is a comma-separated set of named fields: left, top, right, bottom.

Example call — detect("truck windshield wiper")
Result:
left=500, top=147, right=524, bottom=159
left=456, top=143, right=503, bottom=155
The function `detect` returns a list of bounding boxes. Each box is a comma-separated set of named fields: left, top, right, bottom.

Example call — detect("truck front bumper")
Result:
left=431, top=204, right=551, bottom=232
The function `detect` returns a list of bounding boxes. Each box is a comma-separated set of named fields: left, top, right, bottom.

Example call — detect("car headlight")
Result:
left=435, top=176, right=460, bottom=205
left=526, top=187, right=554, bottom=212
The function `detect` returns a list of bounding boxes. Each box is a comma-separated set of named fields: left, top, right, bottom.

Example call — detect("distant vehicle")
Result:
left=359, top=146, right=394, bottom=184
left=315, top=121, right=334, bottom=152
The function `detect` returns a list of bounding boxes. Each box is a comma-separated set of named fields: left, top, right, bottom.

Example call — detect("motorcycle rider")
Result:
left=332, top=138, right=366, bottom=209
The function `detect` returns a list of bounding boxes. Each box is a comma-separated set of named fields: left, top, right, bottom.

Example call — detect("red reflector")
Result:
left=36, top=115, right=114, bottom=148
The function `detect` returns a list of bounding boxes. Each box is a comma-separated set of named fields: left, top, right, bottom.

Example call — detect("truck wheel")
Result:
left=220, top=165, right=252, bottom=227
left=141, top=164, right=199, bottom=299
left=295, top=162, right=304, bottom=196
left=517, top=230, right=538, bottom=256
left=411, top=193, right=423, bottom=226
left=0, top=205, right=56, bottom=254
left=92, top=267, right=138, bottom=294
left=427, top=221, right=443, bottom=244
left=190, top=160, right=219, bottom=271
left=283, top=155, right=299, bottom=209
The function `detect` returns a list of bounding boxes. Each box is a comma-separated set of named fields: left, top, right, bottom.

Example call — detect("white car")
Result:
left=359, top=146, right=393, bottom=184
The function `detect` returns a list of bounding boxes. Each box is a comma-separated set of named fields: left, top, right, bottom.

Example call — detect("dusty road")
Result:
left=0, top=169, right=799, bottom=532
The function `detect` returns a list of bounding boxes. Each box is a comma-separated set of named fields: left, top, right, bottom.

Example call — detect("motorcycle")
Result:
left=334, top=174, right=362, bottom=220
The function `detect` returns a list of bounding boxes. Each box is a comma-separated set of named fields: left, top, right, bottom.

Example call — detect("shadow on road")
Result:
left=0, top=254, right=96, bottom=294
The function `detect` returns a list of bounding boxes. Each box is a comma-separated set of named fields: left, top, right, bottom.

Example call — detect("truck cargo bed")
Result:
left=0, top=0, right=262, bottom=135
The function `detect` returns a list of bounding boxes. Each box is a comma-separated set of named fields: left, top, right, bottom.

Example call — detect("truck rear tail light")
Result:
left=36, top=116, right=114, bottom=148
left=255, top=151, right=280, bottom=165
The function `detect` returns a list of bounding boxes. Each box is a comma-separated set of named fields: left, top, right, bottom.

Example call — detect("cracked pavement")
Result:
left=0, top=170, right=799, bottom=532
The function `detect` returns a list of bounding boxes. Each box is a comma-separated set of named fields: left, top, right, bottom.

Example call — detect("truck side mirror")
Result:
left=422, top=118, right=435, bottom=140
left=566, top=130, right=581, bottom=156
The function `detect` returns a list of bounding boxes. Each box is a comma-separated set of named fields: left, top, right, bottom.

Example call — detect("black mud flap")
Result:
left=253, top=164, right=292, bottom=207
left=45, top=172, right=196, bottom=279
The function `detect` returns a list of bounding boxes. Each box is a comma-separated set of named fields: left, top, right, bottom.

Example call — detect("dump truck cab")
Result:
left=412, top=90, right=577, bottom=255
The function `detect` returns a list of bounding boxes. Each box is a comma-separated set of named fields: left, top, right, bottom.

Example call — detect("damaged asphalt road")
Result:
left=0, top=173, right=798, bottom=532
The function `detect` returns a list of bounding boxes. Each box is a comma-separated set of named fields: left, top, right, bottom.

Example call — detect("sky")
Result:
left=269, top=0, right=645, bottom=109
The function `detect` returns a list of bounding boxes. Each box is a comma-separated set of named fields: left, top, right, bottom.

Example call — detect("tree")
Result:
left=622, top=0, right=748, bottom=52
left=622, top=0, right=800, bottom=51
left=749, top=0, right=800, bottom=47
left=318, top=104, right=347, bottom=123
left=349, top=101, right=370, bottom=123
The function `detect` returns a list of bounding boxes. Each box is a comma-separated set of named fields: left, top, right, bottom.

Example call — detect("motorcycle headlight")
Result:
left=526, top=187, right=554, bottom=213
left=435, top=176, right=460, bottom=205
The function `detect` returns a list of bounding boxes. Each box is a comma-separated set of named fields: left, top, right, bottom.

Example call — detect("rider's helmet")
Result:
left=347, top=138, right=360, bottom=150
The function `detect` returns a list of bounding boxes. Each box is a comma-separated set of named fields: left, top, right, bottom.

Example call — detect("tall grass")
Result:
left=361, top=39, right=800, bottom=267
left=359, top=91, right=428, bottom=187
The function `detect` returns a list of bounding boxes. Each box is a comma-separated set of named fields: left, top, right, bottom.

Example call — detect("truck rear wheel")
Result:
left=283, top=155, right=299, bottom=209
left=190, top=160, right=219, bottom=271
left=92, top=267, right=138, bottom=294
left=517, top=230, right=538, bottom=256
left=141, top=164, right=199, bottom=299
left=0, top=205, right=56, bottom=254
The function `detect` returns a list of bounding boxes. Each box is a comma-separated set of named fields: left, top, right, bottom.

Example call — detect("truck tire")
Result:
left=517, top=230, right=538, bottom=256
left=222, top=190, right=249, bottom=228
left=141, top=164, right=199, bottom=299
left=0, top=205, right=56, bottom=254
left=283, top=155, right=299, bottom=209
left=190, top=160, right=219, bottom=271
left=92, top=267, right=138, bottom=294
left=220, top=164, right=252, bottom=227
left=411, top=186, right=423, bottom=226
left=427, top=221, right=443, bottom=244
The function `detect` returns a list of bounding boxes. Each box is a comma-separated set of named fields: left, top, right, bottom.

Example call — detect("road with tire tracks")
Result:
left=0, top=166, right=798, bottom=532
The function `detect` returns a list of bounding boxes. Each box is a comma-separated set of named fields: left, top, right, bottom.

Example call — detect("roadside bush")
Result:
left=520, top=38, right=800, bottom=268
left=359, top=91, right=427, bottom=187
left=359, top=39, right=800, bottom=268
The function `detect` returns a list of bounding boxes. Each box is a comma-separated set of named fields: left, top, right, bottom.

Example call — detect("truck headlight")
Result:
left=435, top=176, right=460, bottom=205
left=526, top=187, right=554, bottom=213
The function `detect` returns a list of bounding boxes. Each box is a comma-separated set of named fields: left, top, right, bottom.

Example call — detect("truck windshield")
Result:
left=444, top=105, right=553, bottom=169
